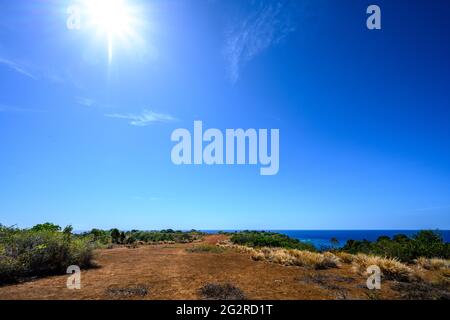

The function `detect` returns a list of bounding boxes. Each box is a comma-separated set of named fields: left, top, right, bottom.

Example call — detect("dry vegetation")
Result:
left=415, top=257, right=450, bottom=271
left=218, top=240, right=450, bottom=286
left=199, top=283, right=246, bottom=300
left=186, top=244, right=225, bottom=254
left=219, top=242, right=341, bottom=270
left=350, top=254, right=417, bottom=282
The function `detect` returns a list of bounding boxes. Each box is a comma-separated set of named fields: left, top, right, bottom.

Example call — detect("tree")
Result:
left=31, top=223, right=61, bottom=232
left=119, top=231, right=126, bottom=244
left=126, top=235, right=136, bottom=244
left=393, top=234, right=409, bottom=243
left=63, top=225, right=73, bottom=236
left=377, top=236, right=391, bottom=242
left=111, top=228, right=120, bottom=244
left=63, top=225, right=73, bottom=240
left=330, top=237, right=339, bottom=248
left=414, top=230, right=443, bottom=245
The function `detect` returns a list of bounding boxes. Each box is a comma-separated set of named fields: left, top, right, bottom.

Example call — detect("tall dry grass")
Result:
left=218, top=242, right=341, bottom=269
left=351, top=254, right=418, bottom=282
left=415, top=257, right=450, bottom=271
left=334, top=251, right=355, bottom=264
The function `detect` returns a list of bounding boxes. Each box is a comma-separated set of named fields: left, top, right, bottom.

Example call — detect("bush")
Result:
left=230, top=231, right=316, bottom=251
left=86, top=229, right=110, bottom=245
left=199, top=283, right=246, bottom=300
left=0, top=227, right=94, bottom=285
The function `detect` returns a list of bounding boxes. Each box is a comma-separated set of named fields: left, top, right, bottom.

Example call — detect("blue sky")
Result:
left=0, top=0, right=449, bottom=230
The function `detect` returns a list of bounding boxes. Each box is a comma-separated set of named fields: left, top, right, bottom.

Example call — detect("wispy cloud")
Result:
left=75, top=97, right=114, bottom=109
left=76, top=97, right=96, bottom=107
left=0, top=55, right=83, bottom=87
left=106, top=110, right=177, bottom=127
left=224, top=1, right=295, bottom=83
left=0, top=57, right=37, bottom=80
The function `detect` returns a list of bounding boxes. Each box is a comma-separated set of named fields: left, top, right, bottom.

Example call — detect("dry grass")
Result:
left=392, top=281, right=450, bottom=300
left=105, top=285, right=149, bottom=298
left=427, top=268, right=450, bottom=287
left=199, top=283, right=246, bottom=300
left=416, top=257, right=450, bottom=271
left=218, top=243, right=341, bottom=270
left=351, top=254, right=417, bottom=282
left=334, top=252, right=355, bottom=264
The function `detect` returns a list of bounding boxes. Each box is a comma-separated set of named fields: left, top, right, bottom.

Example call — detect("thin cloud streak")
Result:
left=0, top=56, right=84, bottom=87
left=106, top=110, right=177, bottom=127
left=76, top=97, right=96, bottom=107
left=0, top=57, right=37, bottom=80
left=75, top=97, right=115, bottom=109
left=224, top=1, right=295, bottom=83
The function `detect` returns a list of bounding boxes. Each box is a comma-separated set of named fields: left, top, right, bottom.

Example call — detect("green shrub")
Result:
left=186, top=244, right=225, bottom=253
left=230, top=231, right=316, bottom=251
left=110, top=228, right=120, bottom=244
left=0, top=227, right=94, bottom=285
left=341, top=230, right=449, bottom=262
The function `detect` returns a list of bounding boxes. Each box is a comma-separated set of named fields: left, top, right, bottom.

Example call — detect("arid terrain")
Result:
left=0, top=235, right=440, bottom=300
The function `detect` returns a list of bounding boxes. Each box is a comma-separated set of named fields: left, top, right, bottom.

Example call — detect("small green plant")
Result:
left=186, top=244, right=224, bottom=253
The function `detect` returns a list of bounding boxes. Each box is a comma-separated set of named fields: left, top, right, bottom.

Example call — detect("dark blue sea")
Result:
left=204, top=230, right=450, bottom=250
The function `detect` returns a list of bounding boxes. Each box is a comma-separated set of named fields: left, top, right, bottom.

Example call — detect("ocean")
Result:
left=205, top=230, right=450, bottom=249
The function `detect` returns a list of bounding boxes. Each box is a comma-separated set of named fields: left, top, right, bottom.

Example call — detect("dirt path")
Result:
left=0, top=235, right=399, bottom=300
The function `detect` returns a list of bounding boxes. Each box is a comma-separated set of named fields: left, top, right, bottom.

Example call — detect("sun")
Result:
left=85, top=0, right=136, bottom=63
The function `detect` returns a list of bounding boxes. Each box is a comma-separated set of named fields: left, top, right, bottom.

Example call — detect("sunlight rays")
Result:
left=83, top=0, right=142, bottom=64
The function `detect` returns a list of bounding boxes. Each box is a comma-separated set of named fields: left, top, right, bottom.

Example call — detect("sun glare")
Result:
left=85, top=0, right=136, bottom=63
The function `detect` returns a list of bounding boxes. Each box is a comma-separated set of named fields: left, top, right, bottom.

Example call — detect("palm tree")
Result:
left=330, top=237, right=339, bottom=248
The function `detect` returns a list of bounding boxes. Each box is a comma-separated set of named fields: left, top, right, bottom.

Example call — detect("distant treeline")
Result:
left=82, top=227, right=204, bottom=245
left=226, top=230, right=449, bottom=263
left=340, top=230, right=450, bottom=262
